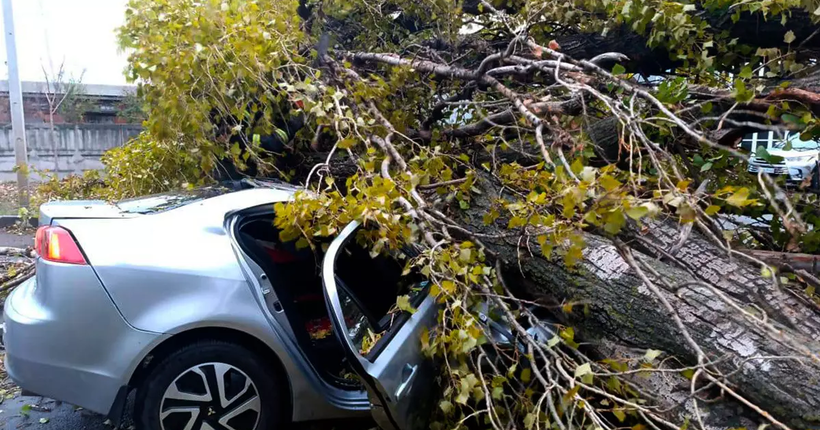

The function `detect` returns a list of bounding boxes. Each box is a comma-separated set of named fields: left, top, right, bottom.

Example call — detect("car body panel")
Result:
left=54, top=188, right=293, bottom=333
left=38, top=199, right=130, bottom=225
left=3, top=262, right=166, bottom=415
left=20, top=187, right=367, bottom=422
left=322, top=222, right=437, bottom=430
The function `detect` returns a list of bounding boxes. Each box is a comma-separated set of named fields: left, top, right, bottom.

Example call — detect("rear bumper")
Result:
left=3, top=265, right=163, bottom=416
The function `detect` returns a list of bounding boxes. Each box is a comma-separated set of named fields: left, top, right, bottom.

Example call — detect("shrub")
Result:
left=32, top=132, right=207, bottom=209
left=101, top=132, right=204, bottom=200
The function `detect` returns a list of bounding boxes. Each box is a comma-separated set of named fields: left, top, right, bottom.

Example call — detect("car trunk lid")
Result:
left=39, top=200, right=132, bottom=226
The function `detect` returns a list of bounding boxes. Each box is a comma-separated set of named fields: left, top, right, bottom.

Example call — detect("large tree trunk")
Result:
left=456, top=181, right=820, bottom=429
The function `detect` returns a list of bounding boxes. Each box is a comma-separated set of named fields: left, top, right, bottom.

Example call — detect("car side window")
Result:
left=332, top=232, right=428, bottom=360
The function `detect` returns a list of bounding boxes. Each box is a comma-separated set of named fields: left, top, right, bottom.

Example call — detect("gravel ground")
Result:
left=0, top=183, right=28, bottom=217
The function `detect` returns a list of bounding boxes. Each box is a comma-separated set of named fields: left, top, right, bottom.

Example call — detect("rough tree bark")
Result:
left=453, top=179, right=820, bottom=429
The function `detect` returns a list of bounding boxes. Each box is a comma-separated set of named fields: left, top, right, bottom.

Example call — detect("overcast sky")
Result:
left=0, top=0, right=130, bottom=86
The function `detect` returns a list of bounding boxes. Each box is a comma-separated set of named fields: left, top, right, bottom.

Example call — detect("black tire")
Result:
left=136, top=340, right=288, bottom=430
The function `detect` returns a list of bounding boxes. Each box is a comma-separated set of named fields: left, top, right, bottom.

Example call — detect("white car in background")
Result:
left=748, top=133, right=819, bottom=190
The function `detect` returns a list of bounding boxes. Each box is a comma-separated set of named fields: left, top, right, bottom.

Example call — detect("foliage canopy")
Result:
left=58, top=0, right=820, bottom=428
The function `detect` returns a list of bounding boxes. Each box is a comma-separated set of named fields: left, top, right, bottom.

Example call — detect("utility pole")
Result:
left=2, top=0, right=29, bottom=208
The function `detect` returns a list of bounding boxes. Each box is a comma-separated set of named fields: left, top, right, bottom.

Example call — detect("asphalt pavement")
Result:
left=0, top=232, right=33, bottom=250
left=0, top=396, right=119, bottom=430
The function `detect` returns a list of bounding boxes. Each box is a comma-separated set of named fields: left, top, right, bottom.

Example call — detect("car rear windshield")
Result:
left=115, top=186, right=232, bottom=214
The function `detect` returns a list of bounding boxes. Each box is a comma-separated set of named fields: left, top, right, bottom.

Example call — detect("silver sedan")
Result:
left=3, top=180, right=438, bottom=430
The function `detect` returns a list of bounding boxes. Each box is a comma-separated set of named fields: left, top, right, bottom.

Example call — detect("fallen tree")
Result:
left=111, top=0, right=820, bottom=428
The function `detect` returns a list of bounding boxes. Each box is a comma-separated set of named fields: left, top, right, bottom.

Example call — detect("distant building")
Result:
left=0, top=81, right=141, bottom=125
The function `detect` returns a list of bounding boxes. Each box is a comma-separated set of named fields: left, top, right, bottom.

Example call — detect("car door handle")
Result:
left=395, top=364, right=418, bottom=399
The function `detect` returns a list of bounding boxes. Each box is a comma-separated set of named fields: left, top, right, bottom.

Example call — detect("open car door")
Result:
left=322, top=221, right=438, bottom=430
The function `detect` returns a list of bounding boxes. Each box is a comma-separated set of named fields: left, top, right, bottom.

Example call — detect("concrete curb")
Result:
left=0, top=216, right=37, bottom=228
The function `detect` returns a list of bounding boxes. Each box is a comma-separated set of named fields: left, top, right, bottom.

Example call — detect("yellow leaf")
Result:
left=726, top=187, right=754, bottom=207
left=600, top=175, right=622, bottom=192
left=704, top=205, right=721, bottom=216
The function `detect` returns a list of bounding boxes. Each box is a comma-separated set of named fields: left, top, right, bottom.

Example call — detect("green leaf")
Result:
left=439, top=400, right=453, bottom=414
left=781, top=113, right=804, bottom=126
left=574, top=362, right=592, bottom=378
left=755, top=146, right=784, bottom=164
left=783, top=139, right=793, bottom=151
left=230, top=142, right=241, bottom=157
left=396, top=295, right=416, bottom=314
left=604, top=209, right=626, bottom=234
left=455, top=390, right=469, bottom=405
left=701, top=102, right=713, bottom=114
left=733, top=80, right=755, bottom=103
left=524, top=413, right=536, bottom=430
left=613, top=409, right=627, bottom=423
left=274, top=128, right=288, bottom=142
left=657, top=77, right=688, bottom=104
left=739, top=66, right=753, bottom=79
left=644, top=349, right=663, bottom=362
left=492, top=386, right=504, bottom=400
left=700, top=162, right=713, bottom=172
left=625, top=205, right=649, bottom=220
left=570, top=157, right=585, bottom=175
left=612, top=64, right=626, bottom=75
left=39, top=418, right=50, bottom=424
left=21, top=404, right=31, bottom=416
left=784, top=30, right=796, bottom=44
left=521, top=368, right=532, bottom=383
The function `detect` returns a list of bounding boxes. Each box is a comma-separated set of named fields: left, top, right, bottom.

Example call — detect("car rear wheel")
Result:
left=136, top=340, right=287, bottom=430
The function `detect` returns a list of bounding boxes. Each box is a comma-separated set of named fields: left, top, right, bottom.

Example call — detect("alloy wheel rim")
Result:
left=159, top=362, right=261, bottom=430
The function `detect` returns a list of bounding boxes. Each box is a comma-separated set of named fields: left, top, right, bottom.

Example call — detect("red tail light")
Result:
left=34, top=226, right=87, bottom=265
